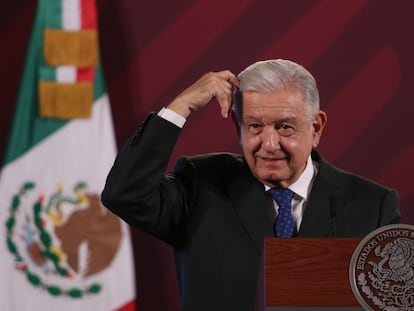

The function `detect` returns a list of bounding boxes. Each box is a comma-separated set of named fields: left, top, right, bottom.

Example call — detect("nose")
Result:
left=261, top=127, right=280, bottom=151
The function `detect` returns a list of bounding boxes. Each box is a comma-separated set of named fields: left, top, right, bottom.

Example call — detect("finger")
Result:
left=216, top=70, right=240, bottom=88
left=215, top=82, right=234, bottom=118
left=217, top=72, right=240, bottom=117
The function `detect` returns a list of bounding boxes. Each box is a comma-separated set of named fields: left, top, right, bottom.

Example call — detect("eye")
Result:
left=277, top=123, right=294, bottom=137
left=246, top=123, right=263, bottom=134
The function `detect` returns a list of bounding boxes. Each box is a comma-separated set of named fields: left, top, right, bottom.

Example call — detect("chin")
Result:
left=258, top=171, right=285, bottom=184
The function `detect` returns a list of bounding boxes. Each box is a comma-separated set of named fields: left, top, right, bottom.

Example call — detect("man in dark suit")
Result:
left=101, top=59, right=400, bottom=311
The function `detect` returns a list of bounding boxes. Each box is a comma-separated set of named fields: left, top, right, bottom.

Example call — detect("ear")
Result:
left=311, top=111, right=327, bottom=148
left=231, top=110, right=241, bottom=139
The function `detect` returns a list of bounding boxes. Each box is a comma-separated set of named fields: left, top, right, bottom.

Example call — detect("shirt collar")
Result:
left=264, top=155, right=315, bottom=200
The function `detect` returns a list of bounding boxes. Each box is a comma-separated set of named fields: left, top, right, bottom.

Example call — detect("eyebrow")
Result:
left=243, top=116, right=297, bottom=123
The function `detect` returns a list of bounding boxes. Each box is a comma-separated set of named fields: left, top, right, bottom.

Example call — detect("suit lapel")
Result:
left=229, top=170, right=274, bottom=254
left=298, top=176, right=335, bottom=237
left=298, top=151, right=345, bottom=237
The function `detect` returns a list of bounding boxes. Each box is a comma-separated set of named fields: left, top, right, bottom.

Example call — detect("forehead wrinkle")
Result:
left=243, top=114, right=297, bottom=124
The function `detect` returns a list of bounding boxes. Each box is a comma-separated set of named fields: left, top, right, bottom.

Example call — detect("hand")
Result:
left=167, top=70, right=239, bottom=118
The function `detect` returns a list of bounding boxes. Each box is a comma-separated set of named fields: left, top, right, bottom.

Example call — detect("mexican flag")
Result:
left=0, top=0, right=136, bottom=310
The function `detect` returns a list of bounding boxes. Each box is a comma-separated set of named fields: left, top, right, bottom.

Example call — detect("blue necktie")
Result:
left=268, top=188, right=295, bottom=237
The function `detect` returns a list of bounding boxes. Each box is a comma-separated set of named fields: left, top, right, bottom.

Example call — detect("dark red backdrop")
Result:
left=2, top=1, right=413, bottom=310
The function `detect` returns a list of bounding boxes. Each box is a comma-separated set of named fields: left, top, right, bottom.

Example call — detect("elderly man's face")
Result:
left=239, top=86, right=326, bottom=188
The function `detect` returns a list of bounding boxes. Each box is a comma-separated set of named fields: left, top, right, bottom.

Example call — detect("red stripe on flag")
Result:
left=319, top=47, right=401, bottom=162
left=76, top=67, right=95, bottom=81
left=80, top=0, right=97, bottom=29
left=78, top=0, right=97, bottom=83
left=116, top=299, right=137, bottom=311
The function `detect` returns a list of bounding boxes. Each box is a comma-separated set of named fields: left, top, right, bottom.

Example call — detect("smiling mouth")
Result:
left=258, top=156, right=287, bottom=163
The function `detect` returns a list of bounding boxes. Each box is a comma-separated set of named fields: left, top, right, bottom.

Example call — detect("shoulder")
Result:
left=173, top=152, right=250, bottom=186
left=174, top=152, right=245, bottom=173
left=312, top=150, right=395, bottom=195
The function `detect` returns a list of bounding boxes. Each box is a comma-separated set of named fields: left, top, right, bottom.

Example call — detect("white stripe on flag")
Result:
left=63, top=0, right=81, bottom=30
left=56, top=66, right=77, bottom=82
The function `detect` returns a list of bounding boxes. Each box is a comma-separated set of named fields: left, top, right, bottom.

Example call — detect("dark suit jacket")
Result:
left=102, top=113, right=400, bottom=311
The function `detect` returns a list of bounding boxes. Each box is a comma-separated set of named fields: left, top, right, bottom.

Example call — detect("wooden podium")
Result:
left=264, top=238, right=362, bottom=309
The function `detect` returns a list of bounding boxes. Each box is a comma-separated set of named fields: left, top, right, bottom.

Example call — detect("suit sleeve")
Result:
left=101, top=113, right=196, bottom=245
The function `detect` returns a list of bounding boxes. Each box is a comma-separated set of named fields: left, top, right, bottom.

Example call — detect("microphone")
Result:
left=329, top=197, right=337, bottom=238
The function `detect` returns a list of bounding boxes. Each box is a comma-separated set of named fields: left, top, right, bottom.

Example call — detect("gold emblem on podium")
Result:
left=349, top=224, right=414, bottom=311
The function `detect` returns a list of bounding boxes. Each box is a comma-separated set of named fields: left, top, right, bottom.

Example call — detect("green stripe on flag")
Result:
left=94, top=67, right=106, bottom=101
left=40, top=0, right=62, bottom=80
left=40, top=0, right=62, bottom=82
left=3, top=0, right=107, bottom=166
left=2, top=0, right=65, bottom=166
left=39, top=66, right=57, bottom=81
left=44, top=0, right=63, bottom=29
